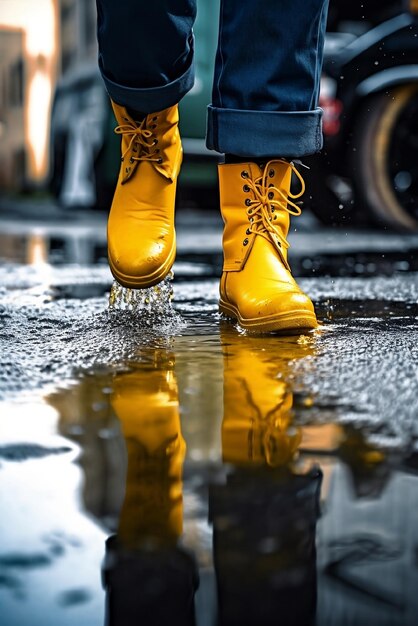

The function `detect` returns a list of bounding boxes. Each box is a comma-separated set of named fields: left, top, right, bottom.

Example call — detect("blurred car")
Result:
left=307, top=0, right=418, bottom=230
left=50, top=0, right=418, bottom=231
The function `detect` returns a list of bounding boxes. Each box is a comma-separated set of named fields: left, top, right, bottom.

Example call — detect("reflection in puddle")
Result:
left=103, top=359, right=197, bottom=626
left=210, top=469, right=321, bottom=626
left=18, top=330, right=412, bottom=625
left=213, top=331, right=321, bottom=626
left=1, top=220, right=418, bottom=624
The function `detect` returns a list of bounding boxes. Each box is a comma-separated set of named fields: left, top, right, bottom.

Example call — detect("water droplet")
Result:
left=394, top=171, right=412, bottom=192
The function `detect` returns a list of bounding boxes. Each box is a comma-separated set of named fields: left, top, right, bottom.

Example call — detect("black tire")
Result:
left=350, top=84, right=418, bottom=232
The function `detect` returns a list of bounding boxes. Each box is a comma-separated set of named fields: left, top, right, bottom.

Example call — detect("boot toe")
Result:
left=108, top=237, right=175, bottom=287
left=239, top=289, right=314, bottom=319
left=224, top=288, right=317, bottom=332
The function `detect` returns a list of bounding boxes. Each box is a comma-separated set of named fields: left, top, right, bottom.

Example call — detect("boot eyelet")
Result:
left=158, top=158, right=163, bottom=164
left=129, top=157, right=134, bottom=163
left=241, top=170, right=249, bottom=178
left=152, top=116, right=158, bottom=121
left=120, top=156, right=124, bottom=162
left=268, top=183, right=274, bottom=188
left=268, top=191, right=274, bottom=200
left=153, top=139, right=159, bottom=145
left=243, top=238, right=249, bottom=246
left=277, top=241, right=281, bottom=246
left=243, top=184, right=250, bottom=192
left=245, top=198, right=252, bottom=206
left=274, top=216, right=277, bottom=220
left=246, top=228, right=251, bottom=235
left=268, top=169, right=275, bottom=177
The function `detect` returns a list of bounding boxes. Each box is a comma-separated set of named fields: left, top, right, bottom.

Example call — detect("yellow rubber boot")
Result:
left=218, top=159, right=318, bottom=333
left=108, top=102, right=182, bottom=288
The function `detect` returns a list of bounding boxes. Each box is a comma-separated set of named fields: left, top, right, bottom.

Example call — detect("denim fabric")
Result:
left=96, top=0, right=196, bottom=111
left=96, top=0, right=329, bottom=157
left=206, top=108, right=323, bottom=158
left=208, top=0, right=329, bottom=156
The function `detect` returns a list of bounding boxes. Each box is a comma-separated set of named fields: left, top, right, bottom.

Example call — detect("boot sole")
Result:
left=108, top=238, right=176, bottom=289
left=219, top=299, right=318, bottom=334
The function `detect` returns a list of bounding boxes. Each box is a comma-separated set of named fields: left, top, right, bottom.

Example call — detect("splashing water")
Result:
left=108, top=272, right=175, bottom=317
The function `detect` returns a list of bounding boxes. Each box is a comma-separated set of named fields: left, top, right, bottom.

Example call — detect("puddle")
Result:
left=1, top=324, right=418, bottom=625
left=1, top=220, right=418, bottom=625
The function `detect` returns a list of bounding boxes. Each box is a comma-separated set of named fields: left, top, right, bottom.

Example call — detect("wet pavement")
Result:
left=1, top=201, right=418, bottom=626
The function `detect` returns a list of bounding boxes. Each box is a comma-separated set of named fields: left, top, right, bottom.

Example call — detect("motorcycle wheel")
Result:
left=350, top=84, right=418, bottom=231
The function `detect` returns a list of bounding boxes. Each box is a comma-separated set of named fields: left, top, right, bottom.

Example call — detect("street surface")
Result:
left=0, top=198, right=418, bottom=625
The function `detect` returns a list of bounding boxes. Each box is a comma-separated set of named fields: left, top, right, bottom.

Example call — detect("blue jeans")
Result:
left=96, top=0, right=329, bottom=158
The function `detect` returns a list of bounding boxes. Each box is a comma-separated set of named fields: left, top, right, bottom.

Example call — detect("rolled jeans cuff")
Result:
left=98, top=55, right=195, bottom=113
left=206, top=105, right=324, bottom=158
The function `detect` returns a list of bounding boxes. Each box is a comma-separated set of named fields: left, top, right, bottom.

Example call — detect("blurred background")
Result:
left=0, top=0, right=417, bottom=230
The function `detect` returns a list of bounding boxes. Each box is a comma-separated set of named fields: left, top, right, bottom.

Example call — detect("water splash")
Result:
left=108, top=272, right=174, bottom=315
left=106, top=271, right=185, bottom=330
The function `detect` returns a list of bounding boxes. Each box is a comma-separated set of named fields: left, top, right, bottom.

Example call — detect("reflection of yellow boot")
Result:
left=110, top=359, right=185, bottom=547
left=104, top=360, right=199, bottom=626
left=221, top=328, right=314, bottom=467
left=213, top=329, right=321, bottom=626
left=218, top=160, right=317, bottom=333
left=108, top=102, right=182, bottom=288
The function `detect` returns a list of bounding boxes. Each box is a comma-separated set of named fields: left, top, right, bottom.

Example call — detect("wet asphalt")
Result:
left=0, top=199, right=418, bottom=626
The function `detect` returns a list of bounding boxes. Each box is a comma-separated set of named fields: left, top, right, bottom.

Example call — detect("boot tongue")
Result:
left=126, top=107, right=146, bottom=123
left=112, top=103, right=181, bottom=183
left=247, top=161, right=292, bottom=270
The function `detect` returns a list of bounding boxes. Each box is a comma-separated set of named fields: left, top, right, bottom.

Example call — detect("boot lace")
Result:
left=114, top=117, right=162, bottom=181
left=242, top=159, right=305, bottom=252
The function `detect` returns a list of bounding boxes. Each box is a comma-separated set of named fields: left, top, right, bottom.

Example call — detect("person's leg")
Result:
left=96, top=0, right=196, bottom=288
left=207, top=0, right=328, bottom=158
left=209, top=0, right=329, bottom=333
left=96, top=0, right=196, bottom=113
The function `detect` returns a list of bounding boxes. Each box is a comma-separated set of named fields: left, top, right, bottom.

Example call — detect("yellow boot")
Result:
left=218, top=160, right=317, bottom=333
left=108, top=102, right=182, bottom=288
